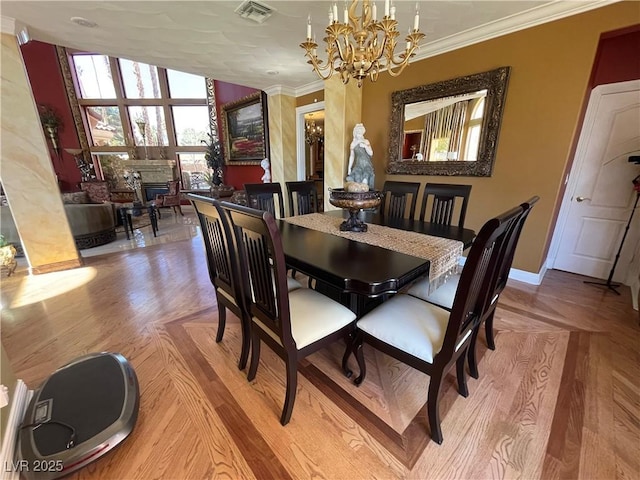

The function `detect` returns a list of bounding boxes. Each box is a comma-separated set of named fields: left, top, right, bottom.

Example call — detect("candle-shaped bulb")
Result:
left=390, top=5, right=396, bottom=20
left=307, top=14, right=312, bottom=39
left=372, top=2, right=377, bottom=20
left=343, top=2, right=348, bottom=24
left=384, top=0, right=390, bottom=16
left=414, top=4, right=420, bottom=30
left=406, top=40, right=411, bottom=51
left=333, top=3, right=338, bottom=22
left=328, top=8, right=334, bottom=24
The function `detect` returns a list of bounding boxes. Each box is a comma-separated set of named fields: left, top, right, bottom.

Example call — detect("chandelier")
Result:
left=305, top=118, right=323, bottom=145
left=300, top=0, right=425, bottom=87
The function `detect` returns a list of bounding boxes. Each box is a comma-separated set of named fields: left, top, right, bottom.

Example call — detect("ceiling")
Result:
left=2, top=1, right=615, bottom=93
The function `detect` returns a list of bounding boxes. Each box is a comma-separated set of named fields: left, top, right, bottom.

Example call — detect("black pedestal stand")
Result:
left=584, top=192, right=639, bottom=295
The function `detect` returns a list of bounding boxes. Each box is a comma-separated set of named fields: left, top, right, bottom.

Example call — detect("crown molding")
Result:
left=295, top=79, right=325, bottom=97
left=413, top=0, right=620, bottom=62
left=1, top=16, right=16, bottom=35
left=263, top=85, right=297, bottom=97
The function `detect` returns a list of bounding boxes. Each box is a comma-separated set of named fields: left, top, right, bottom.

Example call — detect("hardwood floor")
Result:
left=1, top=236, right=638, bottom=479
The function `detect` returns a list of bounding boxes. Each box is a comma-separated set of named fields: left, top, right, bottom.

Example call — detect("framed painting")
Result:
left=220, top=91, right=269, bottom=165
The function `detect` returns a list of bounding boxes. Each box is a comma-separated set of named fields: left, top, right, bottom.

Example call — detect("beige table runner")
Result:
left=284, top=213, right=463, bottom=289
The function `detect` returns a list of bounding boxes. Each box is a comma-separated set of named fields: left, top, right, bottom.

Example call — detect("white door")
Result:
left=551, top=80, right=640, bottom=283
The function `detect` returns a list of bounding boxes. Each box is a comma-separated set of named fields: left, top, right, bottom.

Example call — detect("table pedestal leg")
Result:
left=148, top=206, right=158, bottom=237
left=119, top=208, right=131, bottom=240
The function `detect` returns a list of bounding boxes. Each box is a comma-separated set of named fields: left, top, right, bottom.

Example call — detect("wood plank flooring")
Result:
left=1, top=236, right=638, bottom=479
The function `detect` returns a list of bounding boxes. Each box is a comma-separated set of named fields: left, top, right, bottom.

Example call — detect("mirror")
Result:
left=387, top=67, right=510, bottom=177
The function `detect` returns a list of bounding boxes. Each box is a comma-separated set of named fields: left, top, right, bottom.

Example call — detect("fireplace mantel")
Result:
left=122, top=159, right=177, bottom=184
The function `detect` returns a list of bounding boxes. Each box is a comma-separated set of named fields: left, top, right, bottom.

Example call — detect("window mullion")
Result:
left=109, top=56, right=132, bottom=151
left=158, top=68, right=177, bottom=159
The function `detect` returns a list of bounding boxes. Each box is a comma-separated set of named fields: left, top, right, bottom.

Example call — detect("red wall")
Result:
left=589, top=25, right=640, bottom=89
left=213, top=80, right=264, bottom=190
left=21, top=41, right=82, bottom=191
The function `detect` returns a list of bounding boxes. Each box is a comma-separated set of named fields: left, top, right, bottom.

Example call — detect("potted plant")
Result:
left=201, top=132, right=224, bottom=187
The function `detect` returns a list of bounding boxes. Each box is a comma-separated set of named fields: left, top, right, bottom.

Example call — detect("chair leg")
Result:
left=354, top=334, right=367, bottom=386
left=467, top=327, right=480, bottom=379
left=341, top=333, right=353, bottom=378
left=247, top=329, right=261, bottom=381
left=215, top=303, right=226, bottom=343
left=427, top=371, right=445, bottom=444
left=238, top=314, right=250, bottom=371
left=485, top=310, right=496, bottom=350
left=280, top=357, right=298, bottom=425
left=456, top=350, right=469, bottom=397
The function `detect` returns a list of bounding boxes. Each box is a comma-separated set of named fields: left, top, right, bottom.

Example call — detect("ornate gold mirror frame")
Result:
left=387, top=66, right=511, bottom=177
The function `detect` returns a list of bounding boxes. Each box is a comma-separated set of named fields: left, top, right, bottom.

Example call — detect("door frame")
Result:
left=296, top=101, right=325, bottom=181
left=547, top=79, right=640, bottom=270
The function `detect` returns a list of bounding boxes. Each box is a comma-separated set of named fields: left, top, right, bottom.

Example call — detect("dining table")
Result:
left=277, top=210, right=476, bottom=316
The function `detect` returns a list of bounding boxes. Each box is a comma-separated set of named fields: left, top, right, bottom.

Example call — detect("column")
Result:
left=1, top=32, right=81, bottom=273
left=266, top=92, right=297, bottom=215
left=323, top=76, right=363, bottom=211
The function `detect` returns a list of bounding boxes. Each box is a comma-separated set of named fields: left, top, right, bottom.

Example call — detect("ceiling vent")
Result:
left=235, top=0, right=275, bottom=24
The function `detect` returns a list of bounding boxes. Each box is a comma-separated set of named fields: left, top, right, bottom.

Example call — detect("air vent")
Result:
left=235, top=0, right=275, bottom=24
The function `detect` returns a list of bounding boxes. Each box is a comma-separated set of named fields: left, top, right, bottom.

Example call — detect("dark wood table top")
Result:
left=277, top=211, right=475, bottom=298
left=325, top=210, right=476, bottom=248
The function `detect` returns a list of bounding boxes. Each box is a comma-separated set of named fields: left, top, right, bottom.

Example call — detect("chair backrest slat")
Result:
left=494, top=196, right=540, bottom=295
left=244, top=182, right=285, bottom=219
left=189, top=194, right=242, bottom=302
left=286, top=181, right=318, bottom=216
left=222, top=201, right=295, bottom=348
left=420, top=183, right=472, bottom=228
left=381, top=181, right=420, bottom=220
left=439, top=204, right=523, bottom=361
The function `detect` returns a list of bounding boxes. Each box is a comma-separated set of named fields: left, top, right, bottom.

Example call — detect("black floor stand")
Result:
left=584, top=192, right=639, bottom=295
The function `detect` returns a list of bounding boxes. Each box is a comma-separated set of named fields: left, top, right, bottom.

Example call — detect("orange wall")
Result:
left=361, top=2, right=640, bottom=274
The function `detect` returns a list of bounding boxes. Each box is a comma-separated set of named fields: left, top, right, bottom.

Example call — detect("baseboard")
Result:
left=457, top=256, right=546, bottom=286
left=0, top=380, right=32, bottom=480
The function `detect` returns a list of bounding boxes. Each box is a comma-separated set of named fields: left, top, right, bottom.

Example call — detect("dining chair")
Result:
left=408, top=196, right=539, bottom=378
left=155, top=180, right=183, bottom=218
left=189, top=195, right=251, bottom=370
left=244, top=182, right=285, bottom=219
left=419, top=183, right=472, bottom=228
left=352, top=204, right=523, bottom=444
left=286, top=180, right=318, bottom=216
left=380, top=181, right=421, bottom=220
left=221, top=201, right=357, bottom=426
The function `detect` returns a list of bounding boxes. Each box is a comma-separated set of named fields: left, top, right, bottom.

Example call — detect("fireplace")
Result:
left=142, top=182, right=169, bottom=203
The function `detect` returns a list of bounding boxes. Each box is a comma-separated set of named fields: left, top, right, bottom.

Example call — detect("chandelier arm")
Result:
left=299, top=1, right=424, bottom=86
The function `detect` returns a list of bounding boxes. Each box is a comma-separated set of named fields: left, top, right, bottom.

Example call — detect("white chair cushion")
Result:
left=357, top=294, right=450, bottom=364
left=287, top=276, right=303, bottom=291
left=407, top=273, right=460, bottom=310
left=288, top=288, right=356, bottom=349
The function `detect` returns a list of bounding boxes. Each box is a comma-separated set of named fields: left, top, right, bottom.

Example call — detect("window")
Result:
left=464, top=97, right=485, bottom=161
left=68, top=52, right=212, bottom=188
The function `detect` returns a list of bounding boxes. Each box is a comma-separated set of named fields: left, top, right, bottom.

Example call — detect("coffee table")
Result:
left=118, top=204, right=158, bottom=240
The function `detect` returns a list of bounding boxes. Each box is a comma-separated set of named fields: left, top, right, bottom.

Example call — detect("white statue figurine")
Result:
left=261, top=158, right=271, bottom=183
left=346, top=123, right=374, bottom=188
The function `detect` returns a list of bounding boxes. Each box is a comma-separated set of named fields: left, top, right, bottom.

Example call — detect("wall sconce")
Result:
left=38, top=104, right=62, bottom=160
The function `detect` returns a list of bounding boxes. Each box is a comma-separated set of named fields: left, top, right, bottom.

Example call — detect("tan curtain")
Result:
left=448, top=100, right=469, bottom=160
left=421, top=111, right=436, bottom=160
left=421, top=100, right=470, bottom=161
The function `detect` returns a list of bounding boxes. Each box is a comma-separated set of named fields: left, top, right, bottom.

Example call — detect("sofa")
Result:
left=0, top=190, right=117, bottom=251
